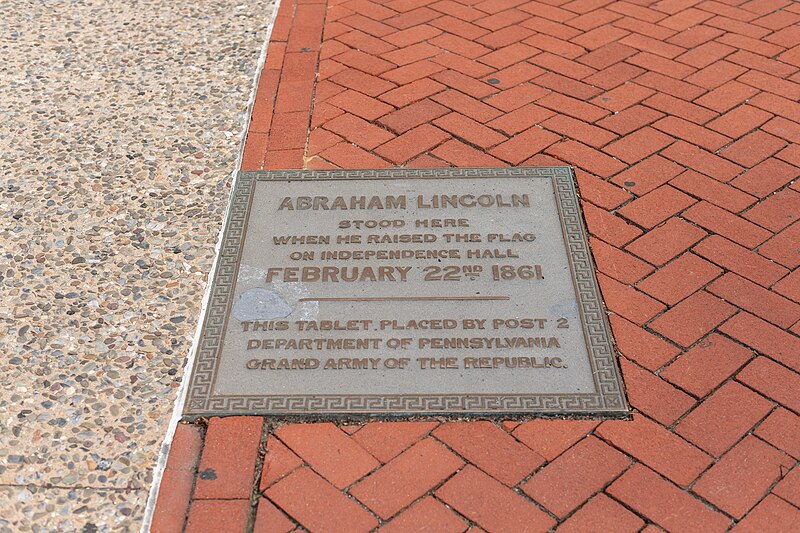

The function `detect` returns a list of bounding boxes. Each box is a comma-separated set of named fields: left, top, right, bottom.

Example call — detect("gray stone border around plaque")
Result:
left=183, top=167, right=629, bottom=418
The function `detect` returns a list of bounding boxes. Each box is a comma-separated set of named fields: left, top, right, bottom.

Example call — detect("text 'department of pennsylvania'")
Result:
left=185, top=167, right=628, bottom=417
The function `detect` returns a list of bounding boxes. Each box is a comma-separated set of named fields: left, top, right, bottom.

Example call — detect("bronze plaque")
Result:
left=184, top=168, right=628, bottom=417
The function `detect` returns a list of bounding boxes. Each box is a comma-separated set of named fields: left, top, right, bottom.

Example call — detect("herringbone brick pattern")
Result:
left=152, top=0, right=800, bottom=530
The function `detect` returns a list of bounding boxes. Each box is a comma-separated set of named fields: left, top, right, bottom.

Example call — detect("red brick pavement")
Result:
left=152, top=0, right=800, bottom=530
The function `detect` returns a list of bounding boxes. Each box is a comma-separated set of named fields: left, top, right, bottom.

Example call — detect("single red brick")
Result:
left=598, top=273, right=667, bottom=325
left=474, top=7, right=530, bottom=31
left=260, top=435, right=303, bottom=490
left=693, top=235, right=789, bottom=288
left=669, top=169, right=756, bottom=213
left=430, top=0, right=483, bottom=21
left=604, top=127, right=674, bottom=165
left=547, top=140, right=626, bottom=178
left=538, top=93, right=610, bottom=122
left=590, top=237, right=654, bottom=284
left=720, top=312, right=800, bottom=372
left=431, top=89, right=503, bottom=123
left=694, top=436, right=794, bottom=519
left=351, top=421, right=438, bottom=463
left=642, top=93, right=718, bottom=125
left=335, top=48, right=396, bottom=75
left=512, top=419, right=599, bottom=461
left=275, top=423, right=379, bottom=490
left=576, top=171, right=632, bottom=210
left=430, top=32, right=492, bottom=59
left=268, top=112, right=310, bottom=151
left=384, top=25, right=442, bottom=48
left=331, top=68, right=397, bottom=97
left=572, top=26, right=632, bottom=52
left=677, top=380, right=773, bottom=457
left=652, top=116, right=730, bottom=152
left=607, top=464, right=731, bottom=533
left=379, top=77, right=446, bottom=107
left=610, top=154, right=683, bottom=195
left=307, top=128, right=343, bottom=156
left=619, top=185, right=695, bottom=228
left=628, top=52, right=697, bottom=79
left=609, top=314, right=681, bottom=371
left=707, top=105, right=773, bottom=139
left=540, top=115, right=616, bottom=148
left=710, top=273, right=800, bottom=328
left=324, top=113, right=395, bottom=150
left=737, top=356, right=800, bottom=412
left=585, top=63, right=646, bottom=90
left=320, top=142, right=392, bottom=169
left=266, top=467, right=378, bottom=533
left=484, top=83, right=549, bottom=113
left=488, top=61, right=547, bottom=89
left=430, top=51, right=495, bottom=79
left=582, top=203, right=642, bottom=247
left=381, top=59, right=446, bottom=84
left=152, top=424, right=202, bottom=533
left=721, top=130, right=787, bottom=168
left=477, top=24, right=535, bottom=49
left=675, top=40, right=733, bottom=68
left=377, top=496, right=467, bottom=533
left=733, top=494, right=800, bottom=533
left=382, top=42, right=441, bottom=67
left=432, top=139, right=506, bottom=167
left=252, top=498, right=294, bottom=533
left=661, top=141, right=744, bottom=182
left=619, top=31, right=683, bottom=58
left=637, top=252, right=722, bottom=305
left=535, top=72, right=602, bottom=100
left=682, top=201, right=771, bottom=248
left=773, top=265, right=800, bottom=302
left=184, top=499, right=250, bottom=533
left=524, top=33, right=584, bottom=59
left=523, top=16, right=582, bottom=41
left=242, top=132, right=268, bottom=171
left=597, top=105, right=664, bottom=137
left=558, top=494, right=644, bottom=533
left=490, top=126, right=561, bottom=165
left=763, top=116, right=800, bottom=144
left=750, top=92, right=800, bottom=124
left=377, top=99, right=449, bottom=134
left=736, top=66, right=800, bottom=99
left=625, top=217, right=707, bottom=266
left=661, top=333, right=752, bottom=397
left=522, top=436, right=630, bottom=518
left=350, top=438, right=463, bottom=519
left=730, top=157, right=799, bottom=198
left=337, top=30, right=396, bottom=56
left=433, top=112, right=506, bottom=149
left=596, top=414, right=713, bottom=487
left=327, top=89, right=394, bottom=121
left=488, top=103, right=556, bottom=135
left=193, top=417, right=262, bottom=500
left=311, top=102, right=345, bottom=128
left=374, top=123, right=450, bottom=164
left=666, top=24, right=723, bottom=48
left=650, top=290, right=736, bottom=347
left=745, top=188, right=800, bottom=232
left=755, top=408, right=800, bottom=460
left=433, top=421, right=545, bottom=486
left=430, top=15, right=490, bottom=42
left=567, top=9, right=623, bottom=32
left=431, top=69, right=499, bottom=99
left=635, top=71, right=706, bottom=101
left=760, top=221, right=800, bottom=269
left=619, top=357, right=696, bottom=425
left=437, top=465, right=556, bottom=533
left=264, top=149, right=304, bottom=170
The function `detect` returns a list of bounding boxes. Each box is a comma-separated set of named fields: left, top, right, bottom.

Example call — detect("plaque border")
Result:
left=184, top=167, right=629, bottom=418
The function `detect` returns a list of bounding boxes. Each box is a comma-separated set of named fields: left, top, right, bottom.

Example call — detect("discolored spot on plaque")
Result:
left=184, top=168, right=628, bottom=418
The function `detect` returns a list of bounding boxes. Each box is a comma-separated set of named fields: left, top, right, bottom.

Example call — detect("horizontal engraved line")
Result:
left=299, top=296, right=510, bottom=302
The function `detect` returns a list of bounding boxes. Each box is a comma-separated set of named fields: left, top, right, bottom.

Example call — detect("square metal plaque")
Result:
left=184, top=167, right=628, bottom=418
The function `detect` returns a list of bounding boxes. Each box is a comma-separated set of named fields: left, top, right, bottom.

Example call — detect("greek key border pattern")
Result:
left=184, top=167, right=628, bottom=416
